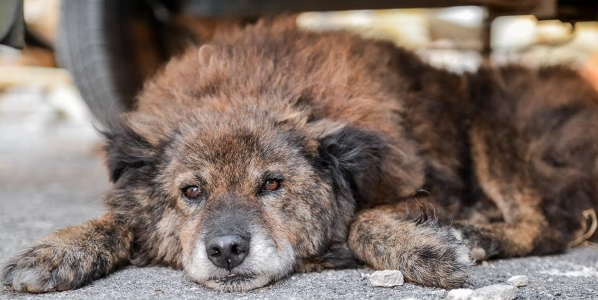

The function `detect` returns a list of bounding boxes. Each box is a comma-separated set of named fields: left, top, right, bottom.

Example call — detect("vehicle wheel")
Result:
left=56, top=0, right=165, bottom=127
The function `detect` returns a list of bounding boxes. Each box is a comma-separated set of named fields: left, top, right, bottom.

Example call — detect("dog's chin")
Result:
left=188, top=262, right=293, bottom=292
left=200, top=273, right=275, bottom=292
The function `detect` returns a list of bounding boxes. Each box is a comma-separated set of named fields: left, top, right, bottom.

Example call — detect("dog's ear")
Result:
left=314, top=122, right=388, bottom=203
left=102, top=117, right=156, bottom=183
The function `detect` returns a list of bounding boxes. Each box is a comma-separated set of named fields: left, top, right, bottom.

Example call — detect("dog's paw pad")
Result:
left=469, top=247, right=487, bottom=261
left=452, top=223, right=500, bottom=261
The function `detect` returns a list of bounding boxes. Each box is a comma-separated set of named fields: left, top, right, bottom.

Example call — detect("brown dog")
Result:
left=3, top=17, right=598, bottom=293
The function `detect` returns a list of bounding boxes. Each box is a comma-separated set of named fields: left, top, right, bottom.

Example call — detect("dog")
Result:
left=3, top=17, right=598, bottom=293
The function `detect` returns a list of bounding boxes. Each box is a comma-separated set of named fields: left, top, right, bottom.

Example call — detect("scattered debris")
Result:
left=470, top=284, right=517, bottom=300
left=540, top=266, right=598, bottom=278
left=446, top=288, right=474, bottom=300
left=369, top=270, right=404, bottom=287
left=507, top=275, right=528, bottom=287
left=446, top=284, right=517, bottom=300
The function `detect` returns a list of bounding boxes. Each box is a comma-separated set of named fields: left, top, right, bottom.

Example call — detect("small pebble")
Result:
left=369, top=270, right=404, bottom=287
left=507, top=275, right=528, bottom=287
left=446, top=288, right=474, bottom=300
left=471, top=284, right=517, bottom=300
left=481, top=261, right=490, bottom=267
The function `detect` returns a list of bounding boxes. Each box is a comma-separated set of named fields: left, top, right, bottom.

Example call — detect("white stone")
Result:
left=471, top=284, right=517, bottom=300
left=446, top=288, right=474, bottom=300
left=507, top=275, right=528, bottom=287
left=369, top=270, right=404, bottom=287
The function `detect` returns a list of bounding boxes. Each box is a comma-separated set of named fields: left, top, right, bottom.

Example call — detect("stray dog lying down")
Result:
left=3, top=17, right=598, bottom=293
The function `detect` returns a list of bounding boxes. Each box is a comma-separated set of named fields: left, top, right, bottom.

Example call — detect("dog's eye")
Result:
left=262, top=179, right=281, bottom=192
left=182, top=185, right=202, bottom=200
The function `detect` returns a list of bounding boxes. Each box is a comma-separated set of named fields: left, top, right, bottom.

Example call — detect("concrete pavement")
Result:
left=1, top=85, right=597, bottom=300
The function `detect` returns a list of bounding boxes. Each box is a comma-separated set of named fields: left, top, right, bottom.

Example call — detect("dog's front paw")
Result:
left=397, top=225, right=474, bottom=289
left=2, top=215, right=132, bottom=293
left=349, top=213, right=474, bottom=289
left=2, top=243, right=97, bottom=293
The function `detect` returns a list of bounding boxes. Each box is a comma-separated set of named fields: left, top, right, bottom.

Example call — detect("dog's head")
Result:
left=100, top=38, right=395, bottom=291
left=103, top=103, right=388, bottom=291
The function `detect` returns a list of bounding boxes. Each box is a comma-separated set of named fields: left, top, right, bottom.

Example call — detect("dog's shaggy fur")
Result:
left=3, top=17, right=598, bottom=293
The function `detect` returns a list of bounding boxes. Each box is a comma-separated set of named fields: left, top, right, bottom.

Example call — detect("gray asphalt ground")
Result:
left=1, top=86, right=598, bottom=300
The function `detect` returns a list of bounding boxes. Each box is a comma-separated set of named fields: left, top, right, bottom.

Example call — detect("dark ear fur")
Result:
left=317, top=126, right=388, bottom=203
left=101, top=120, right=156, bottom=183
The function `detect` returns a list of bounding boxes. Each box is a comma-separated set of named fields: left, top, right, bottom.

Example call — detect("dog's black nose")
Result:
left=206, top=234, right=250, bottom=270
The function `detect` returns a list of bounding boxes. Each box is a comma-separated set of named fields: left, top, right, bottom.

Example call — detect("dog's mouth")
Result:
left=186, top=229, right=296, bottom=292
left=201, top=272, right=271, bottom=292
left=213, top=273, right=254, bottom=285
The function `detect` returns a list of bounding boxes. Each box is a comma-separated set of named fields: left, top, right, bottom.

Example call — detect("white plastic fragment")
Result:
left=470, top=284, right=517, bottom=300
left=446, top=288, right=474, bottom=300
left=507, top=275, right=528, bottom=287
left=369, top=270, right=404, bottom=287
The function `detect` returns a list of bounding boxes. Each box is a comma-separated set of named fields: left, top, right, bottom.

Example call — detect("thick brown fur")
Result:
left=3, top=17, right=598, bottom=293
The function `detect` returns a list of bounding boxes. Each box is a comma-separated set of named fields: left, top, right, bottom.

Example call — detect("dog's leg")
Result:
left=454, top=125, right=573, bottom=260
left=1, top=213, right=132, bottom=292
left=452, top=200, right=548, bottom=261
left=348, top=201, right=473, bottom=289
left=452, top=177, right=581, bottom=260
